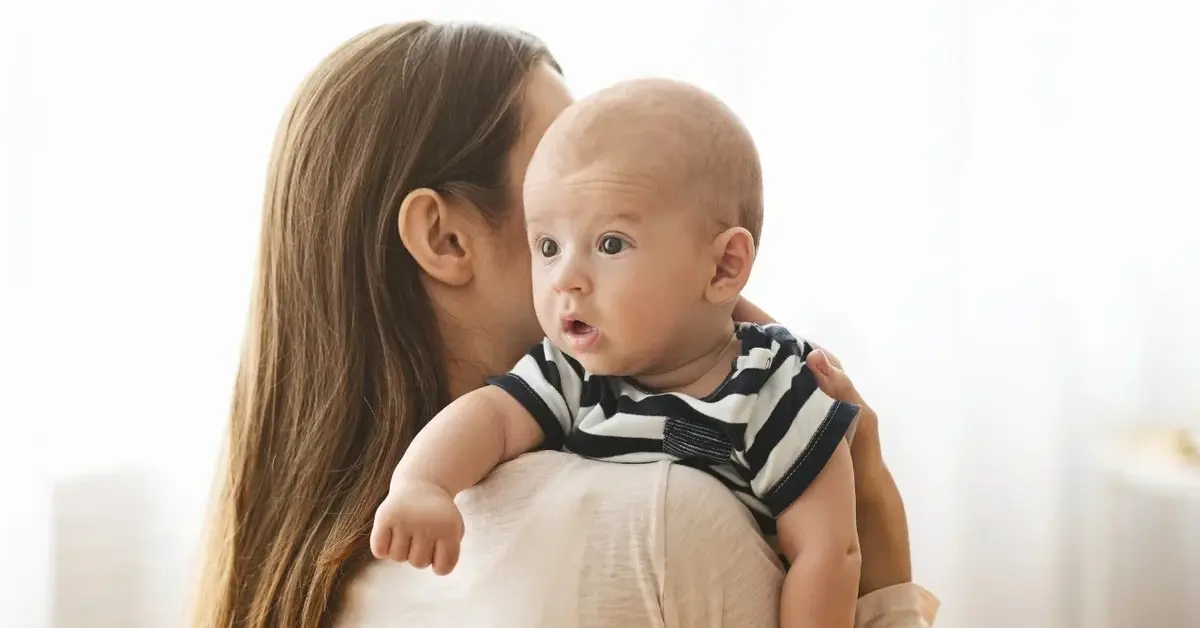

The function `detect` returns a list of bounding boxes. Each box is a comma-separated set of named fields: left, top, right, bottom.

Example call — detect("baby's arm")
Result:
left=777, top=439, right=861, bottom=628
left=369, top=386, right=543, bottom=573
left=736, top=325, right=862, bottom=627
left=393, top=385, right=544, bottom=492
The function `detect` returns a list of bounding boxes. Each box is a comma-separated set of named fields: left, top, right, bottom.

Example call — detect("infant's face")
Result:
left=523, top=160, right=714, bottom=376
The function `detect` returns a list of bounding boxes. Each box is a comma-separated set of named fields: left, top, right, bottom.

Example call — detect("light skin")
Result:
left=383, top=63, right=912, bottom=618
left=733, top=299, right=912, bottom=598
left=396, top=65, right=574, bottom=403
left=373, top=79, right=863, bottom=627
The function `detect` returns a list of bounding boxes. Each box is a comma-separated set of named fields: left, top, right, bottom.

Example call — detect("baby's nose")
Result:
left=551, top=258, right=592, bottom=294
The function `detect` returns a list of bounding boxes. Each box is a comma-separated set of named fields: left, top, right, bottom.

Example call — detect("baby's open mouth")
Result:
left=561, top=317, right=600, bottom=351
left=564, top=318, right=596, bottom=335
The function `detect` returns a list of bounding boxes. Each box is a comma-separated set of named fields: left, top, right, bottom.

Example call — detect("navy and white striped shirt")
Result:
left=486, top=323, right=860, bottom=534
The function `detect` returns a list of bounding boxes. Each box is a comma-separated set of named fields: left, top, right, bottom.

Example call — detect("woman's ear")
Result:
left=397, top=188, right=475, bottom=287
left=705, top=227, right=756, bottom=305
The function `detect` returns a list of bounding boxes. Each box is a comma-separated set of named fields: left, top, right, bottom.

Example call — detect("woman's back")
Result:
left=338, top=451, right=783, bottom=627
left=198, top=19, right=935, bottom=628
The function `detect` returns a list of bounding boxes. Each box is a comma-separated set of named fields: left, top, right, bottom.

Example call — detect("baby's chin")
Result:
left=574, top=356, right=623, bottom=377
left=561, top=345, right=637, bottom=378
left=543, top=328, right=646, bottom=376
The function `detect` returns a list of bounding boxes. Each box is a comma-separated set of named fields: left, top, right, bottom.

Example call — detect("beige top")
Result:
left=337, top=451, right=938, bottom=627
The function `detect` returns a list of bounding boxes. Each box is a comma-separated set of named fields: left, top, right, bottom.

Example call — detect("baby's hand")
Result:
left=369, top=480, right=465, bottom=575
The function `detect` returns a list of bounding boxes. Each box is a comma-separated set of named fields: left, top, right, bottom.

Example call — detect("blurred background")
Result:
left=3, top=1, right=1199, bottom=626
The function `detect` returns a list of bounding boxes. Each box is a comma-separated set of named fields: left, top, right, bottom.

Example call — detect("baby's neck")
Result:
left=632, top=322, right=741, bottom=398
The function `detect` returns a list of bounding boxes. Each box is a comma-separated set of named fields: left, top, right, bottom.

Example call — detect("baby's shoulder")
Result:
left=735, top=322, right=814, bottom=361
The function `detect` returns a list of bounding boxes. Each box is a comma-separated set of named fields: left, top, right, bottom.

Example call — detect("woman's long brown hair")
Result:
left=192, top=22, right=558, bottom=627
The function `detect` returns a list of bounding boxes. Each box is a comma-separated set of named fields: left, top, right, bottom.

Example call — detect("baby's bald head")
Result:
left=525, top=78, right=763, bottom=247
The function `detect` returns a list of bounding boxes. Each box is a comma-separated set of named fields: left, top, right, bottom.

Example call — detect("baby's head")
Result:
left=523, top=78, right=762, bottom=376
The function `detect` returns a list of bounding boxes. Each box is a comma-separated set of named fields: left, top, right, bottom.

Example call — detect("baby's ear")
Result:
left=705, top=227, right=755, bottom=305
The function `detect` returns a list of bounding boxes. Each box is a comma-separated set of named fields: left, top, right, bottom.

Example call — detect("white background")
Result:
left=3, top=1, right=1199, bottom=626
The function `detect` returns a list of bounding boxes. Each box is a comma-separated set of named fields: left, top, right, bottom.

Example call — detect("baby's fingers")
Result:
left=432, top=538, right=461, bottom=576
left=388, top=528, right=412, bottom=563
left=369, top=520, right=392, bottom=559
left=408, top=534, right=435, bottom=569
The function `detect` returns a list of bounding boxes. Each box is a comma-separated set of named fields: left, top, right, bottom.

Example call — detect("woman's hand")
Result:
left=731, top=296, right=774, bottom=326
left=734, top=296, right=912, bottom=595
left=805, top=349, right=882, bottom=484
left=733, top=298, right=884, bottom=484
left=806, top=348, right=913, bottom=596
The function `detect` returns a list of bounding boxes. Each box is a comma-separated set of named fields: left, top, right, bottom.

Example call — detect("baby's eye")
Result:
left=598, top=235, right=627, bottom=255
left=538, top=238, right=560, bottom=258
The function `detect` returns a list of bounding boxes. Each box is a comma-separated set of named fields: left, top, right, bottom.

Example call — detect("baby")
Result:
left=371, top=78, right=862, bottom=626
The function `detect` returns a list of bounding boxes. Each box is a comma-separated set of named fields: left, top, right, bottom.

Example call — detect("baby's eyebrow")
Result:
left=597, top=210, right=642, bottom=224
left=524, top=207, right=644, bottom=230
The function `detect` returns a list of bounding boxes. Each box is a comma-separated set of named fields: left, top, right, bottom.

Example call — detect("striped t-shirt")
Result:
left=486, top=323, right=860, bottom=534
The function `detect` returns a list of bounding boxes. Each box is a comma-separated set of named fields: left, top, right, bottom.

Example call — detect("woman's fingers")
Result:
left=808, top=348, right=833, bottom=377
left=732, top=296, right=775, bottom=325
left=807, top=349, right=842, bottom=395
left=808, top=349, right=865, bottom=407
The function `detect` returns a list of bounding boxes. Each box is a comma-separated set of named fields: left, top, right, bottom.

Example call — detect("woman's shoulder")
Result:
left=339, top=453, right=789, bottom=627
left=659, top=464, right=784, bottom=627
left=338, top=452, right=674, bottom=627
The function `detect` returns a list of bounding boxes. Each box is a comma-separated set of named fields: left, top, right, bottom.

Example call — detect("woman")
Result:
left=193, top=21, right=936, bottom=627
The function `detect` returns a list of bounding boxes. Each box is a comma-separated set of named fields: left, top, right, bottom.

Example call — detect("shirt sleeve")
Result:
left=485, top=338, right=587, bottom=451
left=855, top=584, right=941, bottom=628
left=736, top=325, right=861, bottom=517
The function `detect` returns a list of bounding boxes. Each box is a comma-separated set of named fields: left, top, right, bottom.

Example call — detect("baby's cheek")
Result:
left=612, top=284, right=677, bottom=342
left=532, top=280, right=557, bottom=324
